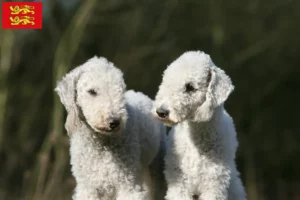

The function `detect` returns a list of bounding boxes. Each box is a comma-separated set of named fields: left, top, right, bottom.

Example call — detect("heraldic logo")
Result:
left=2, top=2, right=42, bottom=29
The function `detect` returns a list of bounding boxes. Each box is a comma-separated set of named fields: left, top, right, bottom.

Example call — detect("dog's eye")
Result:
left=185, top=83, right=196, bottom=93
left=88, top=89, right=97, bottom=96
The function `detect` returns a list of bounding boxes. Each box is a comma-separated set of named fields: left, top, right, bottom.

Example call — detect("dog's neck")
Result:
left=182, top=105, right=224, bottom=148
left=192, top=104, right=223, bottom=124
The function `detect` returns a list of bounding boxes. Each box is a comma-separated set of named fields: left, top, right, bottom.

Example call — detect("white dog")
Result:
left=55, top=56, right=166, bottom=200
left=153, top=51, right=246, bottom=200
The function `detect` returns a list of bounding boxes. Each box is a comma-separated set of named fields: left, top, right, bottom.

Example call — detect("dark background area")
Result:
left=0, top=0, right=300, bottom=199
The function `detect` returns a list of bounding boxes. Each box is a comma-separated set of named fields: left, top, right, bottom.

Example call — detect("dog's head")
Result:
left=55, top=56, right=127, bottom=135
left=153, top=51, right=234, bottom=126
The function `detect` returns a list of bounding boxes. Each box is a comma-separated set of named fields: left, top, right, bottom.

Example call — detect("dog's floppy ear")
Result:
left=208, top=66, right=234, bottom=106
left=55, top=68, right=82, bottom=112
left=55, top=67, right=83, bottom=135
left=194, top=65, right=234, bottom=122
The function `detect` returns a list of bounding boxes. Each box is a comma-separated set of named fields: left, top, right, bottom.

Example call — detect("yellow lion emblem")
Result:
left=10, top=16, right=35, bottom=26
left=10, top=5, right=35, bottom=15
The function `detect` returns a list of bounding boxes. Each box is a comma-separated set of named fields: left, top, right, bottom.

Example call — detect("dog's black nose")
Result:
left=156, top=107, right=169, bottom=118
left=109, top=119, right=120, bottom=130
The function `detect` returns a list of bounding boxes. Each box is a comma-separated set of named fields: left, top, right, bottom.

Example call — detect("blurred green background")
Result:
left=1, top=0, right=300, bottom=199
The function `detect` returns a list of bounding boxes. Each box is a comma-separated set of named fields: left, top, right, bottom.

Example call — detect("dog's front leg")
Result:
left=117, top=182, right=151, bottom=200
left=165, top=184, right=191, bottom=200
left=199, top=164, right=231, bottom=200
left=73, top=184, right=101, bottom=200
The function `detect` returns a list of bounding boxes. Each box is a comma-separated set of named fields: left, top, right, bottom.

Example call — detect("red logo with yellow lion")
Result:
left=2, top=2, right=42, bottom=29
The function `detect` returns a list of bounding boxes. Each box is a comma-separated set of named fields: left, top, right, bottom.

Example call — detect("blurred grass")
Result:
left=1, top=1, right=96, bottom=199
left=27, top=1, right=96, bottom=200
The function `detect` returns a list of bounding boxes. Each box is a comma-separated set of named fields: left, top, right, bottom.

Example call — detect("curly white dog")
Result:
left=153, top=51, right=246, bottom=200
left=56, top=56, right=166, bottom=200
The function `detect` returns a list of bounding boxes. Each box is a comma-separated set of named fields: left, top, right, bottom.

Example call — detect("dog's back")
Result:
left=125, top=90, right=167, bottom=199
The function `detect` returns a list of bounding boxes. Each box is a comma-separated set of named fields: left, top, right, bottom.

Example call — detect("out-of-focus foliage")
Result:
left=0, top=0, right=300, bottom=199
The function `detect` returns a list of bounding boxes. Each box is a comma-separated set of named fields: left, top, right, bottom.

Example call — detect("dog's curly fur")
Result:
left=153, top=51, right=246, bottom=200
left=55, top=56, right=166, bottom=200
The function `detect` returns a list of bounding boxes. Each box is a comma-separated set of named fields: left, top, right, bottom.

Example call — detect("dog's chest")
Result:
left=70, top=135, right=139, bottom=191
left=169, top=126, right=221, bottom=189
